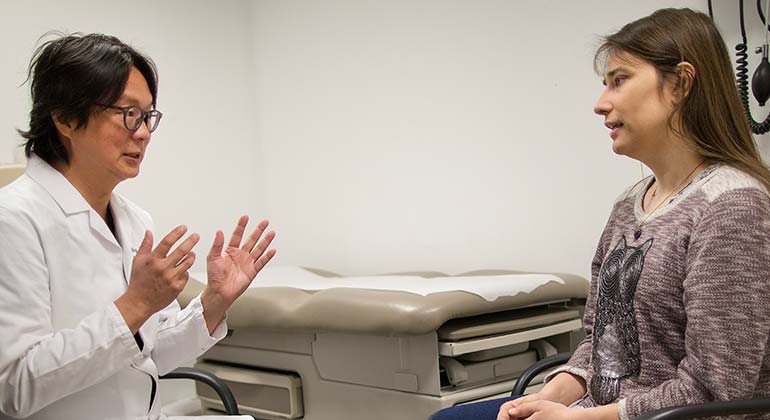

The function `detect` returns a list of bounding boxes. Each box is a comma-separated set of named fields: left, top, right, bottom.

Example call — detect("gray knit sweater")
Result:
left=551, top=165, right=770, bottom=419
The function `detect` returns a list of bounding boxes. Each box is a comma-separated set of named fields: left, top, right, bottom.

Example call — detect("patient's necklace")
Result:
left=633, top=160, right=704, bottom=240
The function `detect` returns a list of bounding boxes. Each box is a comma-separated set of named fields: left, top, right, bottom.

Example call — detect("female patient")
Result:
left=432, top=8, right=770, bottom=420
left=0, top=34, right=275, bottom=419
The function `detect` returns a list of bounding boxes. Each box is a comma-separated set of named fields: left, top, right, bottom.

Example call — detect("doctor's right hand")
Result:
left=115, top=226, right=200, bottom=333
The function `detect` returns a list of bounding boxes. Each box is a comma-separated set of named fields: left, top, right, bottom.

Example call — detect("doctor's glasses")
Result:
left=96, top=104, right=163, bottom=133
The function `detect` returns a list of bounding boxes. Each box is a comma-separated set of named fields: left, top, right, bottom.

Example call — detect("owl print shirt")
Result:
left=547, top=165, right=770, bottom=420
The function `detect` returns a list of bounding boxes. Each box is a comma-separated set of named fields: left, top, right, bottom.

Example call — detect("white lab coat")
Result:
left=0, top=155, right=230, bottom=420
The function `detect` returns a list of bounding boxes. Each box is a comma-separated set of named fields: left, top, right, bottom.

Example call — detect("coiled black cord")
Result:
left=734, top=44, right=770, bottom=134
left=735, top=0, right=770, bottom=134
left=710, top=0, right=770, bottom=133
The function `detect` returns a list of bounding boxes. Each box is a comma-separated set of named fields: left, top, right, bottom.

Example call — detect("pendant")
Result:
left=633, top=229, right=642, bottom=240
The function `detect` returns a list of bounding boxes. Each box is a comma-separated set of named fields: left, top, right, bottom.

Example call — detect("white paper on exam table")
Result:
left=191, top=266, right=564, bottom=302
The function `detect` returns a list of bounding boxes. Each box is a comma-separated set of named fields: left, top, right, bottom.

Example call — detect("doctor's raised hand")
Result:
left=115, top=226, right=201, bottom=334
left=201, top=215, right=276, bottom=333
left=115, top=217, right=276, bottom=335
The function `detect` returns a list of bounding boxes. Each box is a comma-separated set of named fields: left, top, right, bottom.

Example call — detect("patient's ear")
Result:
left=675, top=61, right=696, bottom=100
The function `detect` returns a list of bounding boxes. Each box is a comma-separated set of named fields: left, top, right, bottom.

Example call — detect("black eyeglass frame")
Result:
left=96, top=103, right=163, bottom=133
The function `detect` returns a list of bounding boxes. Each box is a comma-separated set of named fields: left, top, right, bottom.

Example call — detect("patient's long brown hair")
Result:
left=596, top=8, right=770, bottom=192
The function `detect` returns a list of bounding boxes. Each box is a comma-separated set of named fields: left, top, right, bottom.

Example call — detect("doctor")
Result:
left=0, top=33, right=275, bottom=419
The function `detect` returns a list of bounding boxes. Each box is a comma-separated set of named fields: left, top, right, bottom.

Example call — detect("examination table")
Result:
left=177, top=266, right=589, bottom=420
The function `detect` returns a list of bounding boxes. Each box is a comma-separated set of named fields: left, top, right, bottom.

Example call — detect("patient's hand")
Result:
left=499, top=399, right=573, bottom=420
left=201, top=215, right=276, bottom=333
left=497, top=374, right=584, bottom=420
left=498, top=393, right=549, bottom=420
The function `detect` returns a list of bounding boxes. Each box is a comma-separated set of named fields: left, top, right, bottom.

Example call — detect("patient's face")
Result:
left=593, top=52, right=678, bottom=160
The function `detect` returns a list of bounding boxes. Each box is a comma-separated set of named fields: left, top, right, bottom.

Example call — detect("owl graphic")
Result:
left=590, top=236, right=652, bottom=405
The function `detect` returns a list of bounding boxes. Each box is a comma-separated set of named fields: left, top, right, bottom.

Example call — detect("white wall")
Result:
left=9, top=2, right=770, bottom=278
left=7, top=0, right=770, bottom=281
left=250, top=0, right=718, bottom=279
left=9, top=0, right=770, bottom=282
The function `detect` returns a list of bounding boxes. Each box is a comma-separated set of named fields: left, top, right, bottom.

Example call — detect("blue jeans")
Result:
left=429, top=395, right=520, bottom=420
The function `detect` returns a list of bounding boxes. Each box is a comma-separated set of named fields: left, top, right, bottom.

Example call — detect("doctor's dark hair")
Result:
left=595, top=8, right=770, bottom=192
left=19, top=32, right=158, bottom=165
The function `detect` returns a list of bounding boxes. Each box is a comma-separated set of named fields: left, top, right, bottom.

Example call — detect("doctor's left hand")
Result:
left=201, top=215, right=276, bottom=333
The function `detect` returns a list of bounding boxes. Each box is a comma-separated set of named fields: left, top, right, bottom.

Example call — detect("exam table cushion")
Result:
left=177, top=268, right=588, bottom=335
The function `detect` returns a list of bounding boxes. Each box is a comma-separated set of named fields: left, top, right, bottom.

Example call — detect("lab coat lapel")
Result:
left=111, top=197, right=137, bottom=286
left=88, top=209, right=121, bottom=249
left=25, top=155, right=121, bottom=249
left=25, top=155, right=89, bottom=216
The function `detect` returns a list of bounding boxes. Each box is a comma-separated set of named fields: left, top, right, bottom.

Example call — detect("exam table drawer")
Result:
left=195, top=361, right=304, bottom=419
left=437, top=306, right=581, bottom=342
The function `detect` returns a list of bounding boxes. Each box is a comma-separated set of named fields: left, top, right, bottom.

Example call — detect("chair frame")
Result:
left=160, top=367, right=241, bottom=416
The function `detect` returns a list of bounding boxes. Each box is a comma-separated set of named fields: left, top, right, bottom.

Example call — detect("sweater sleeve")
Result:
left=621, top=188, right=770, bottom=418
